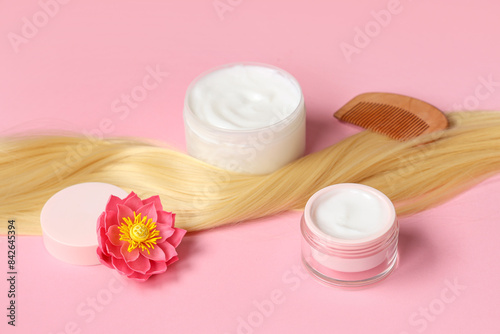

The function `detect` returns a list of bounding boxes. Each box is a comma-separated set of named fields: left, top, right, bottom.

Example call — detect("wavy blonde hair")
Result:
left=2, top=111, right=500, bottom=235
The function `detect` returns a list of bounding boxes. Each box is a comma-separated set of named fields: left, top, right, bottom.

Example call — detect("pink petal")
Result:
left=106, top=225, right=122, bottom=246
left=140, top=245, right=166, bottom=262
left=120, top=243, right=139, bottom=262
left=165, top=255, right=179, bottom=266
left=126, top=271, right=151, bottom=281
left=158, top=242, right=178, bottom=262
left=166, top=228, right=186, bottom=248
left=122, top=192, right=137, bottom=202
left=96, top=212, right=106, bottom=231
left=146, top=261, right=167, bottom=275
left=136, top=202, right=157, bottom=222
left=112, top=256, right=134, bottom=276
left=96, top=248, right=113, bottom=268
left=142, top=195, right=163, bottom=211
left=126, top=255, right=151, bottom=274
left=106, top=241, right=122, bottom=259
left=105, top=195, right=125, bottom=211
left=104, top=211, right=118, bottom=230
left=124, top=193, right=143, bottom=211
left=117, top=204, right=134, bottom=225
left=97, top=225, right=106, bottom=247
left=155, top=223, right=174, bottom=243
left=99, top=242, right=109, bottom=256
left=157, top=211, right=175, bottom=227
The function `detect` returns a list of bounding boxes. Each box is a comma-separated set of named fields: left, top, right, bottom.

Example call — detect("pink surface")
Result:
left=1, top=0, right=500, bottom=333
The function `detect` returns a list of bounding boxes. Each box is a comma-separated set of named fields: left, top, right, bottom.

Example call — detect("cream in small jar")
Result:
left=301, top=184, right=399, bottom=287
left=183, top=63, right=305, bottom=174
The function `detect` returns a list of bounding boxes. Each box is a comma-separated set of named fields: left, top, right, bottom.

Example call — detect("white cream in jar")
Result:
left=183, top=63, right=305, bottom=174
left=311, top=187, right=390, bottom=240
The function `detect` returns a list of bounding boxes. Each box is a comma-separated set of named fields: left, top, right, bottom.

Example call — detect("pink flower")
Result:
left=96, top=192, right=186, bottom=281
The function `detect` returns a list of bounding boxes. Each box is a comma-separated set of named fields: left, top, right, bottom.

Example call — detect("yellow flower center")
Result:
left=130, top=224, right=149, bottom=242
left=118, top=211, right=162, bottom=254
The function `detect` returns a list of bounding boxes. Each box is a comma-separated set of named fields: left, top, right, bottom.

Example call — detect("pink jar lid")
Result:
left=40, top=182, right=128, bottom=265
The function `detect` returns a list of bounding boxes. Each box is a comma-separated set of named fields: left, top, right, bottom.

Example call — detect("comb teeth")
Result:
left=341, top=102, right=429, bottom=140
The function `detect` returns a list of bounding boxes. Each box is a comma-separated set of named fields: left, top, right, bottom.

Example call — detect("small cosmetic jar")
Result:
left=301, top=183, right=399, bottom=287
left=40, top=182, right=128, bottom=265
left=183, top=62, right=305, bottom=174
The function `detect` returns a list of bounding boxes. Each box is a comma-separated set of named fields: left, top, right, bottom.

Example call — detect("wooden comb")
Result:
left=334, top=92, right=448, bottom=141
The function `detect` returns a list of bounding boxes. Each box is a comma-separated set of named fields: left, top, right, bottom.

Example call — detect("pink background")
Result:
left=1, top=0, right=500, bottom=333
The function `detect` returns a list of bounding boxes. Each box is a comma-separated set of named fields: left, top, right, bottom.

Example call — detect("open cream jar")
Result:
left=301, top=184, right=399, bottom=287
left=183, top=63, right=305, bottom=174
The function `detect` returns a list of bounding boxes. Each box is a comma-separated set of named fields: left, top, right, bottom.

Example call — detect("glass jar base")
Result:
left=302, top=251, right=399, bottom=289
